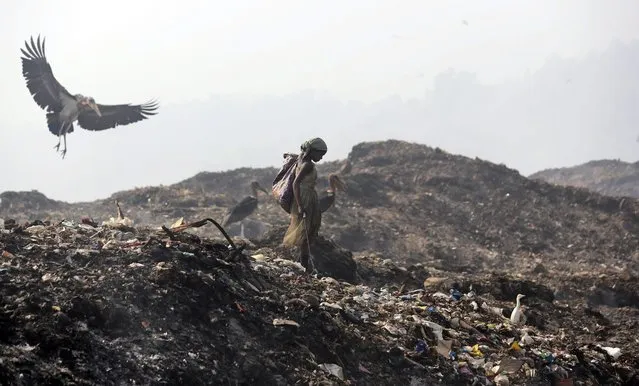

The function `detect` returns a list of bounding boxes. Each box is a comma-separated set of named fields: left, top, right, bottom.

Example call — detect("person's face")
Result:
left=310, top=149, right=325, bottom=162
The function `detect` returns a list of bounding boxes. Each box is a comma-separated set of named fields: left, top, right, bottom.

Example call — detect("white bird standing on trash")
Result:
left=510, top=294, right=526, bottom=325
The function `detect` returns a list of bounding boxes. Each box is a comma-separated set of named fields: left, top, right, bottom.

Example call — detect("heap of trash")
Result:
left=1, top=214, right=637, bottom=385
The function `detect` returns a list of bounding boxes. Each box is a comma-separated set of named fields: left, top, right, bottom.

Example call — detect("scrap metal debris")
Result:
left=1, top=139, right=638, bottom=385
left=0, top=220, right=637, bottom=385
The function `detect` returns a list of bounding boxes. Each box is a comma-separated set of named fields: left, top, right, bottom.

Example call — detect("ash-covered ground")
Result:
left=0, top=219, right=637, bottom=385
left=1, top=140, right=638, bottom=385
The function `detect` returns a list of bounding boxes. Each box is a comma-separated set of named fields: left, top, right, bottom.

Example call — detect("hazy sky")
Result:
left=1, top=0, right=638, bottom=202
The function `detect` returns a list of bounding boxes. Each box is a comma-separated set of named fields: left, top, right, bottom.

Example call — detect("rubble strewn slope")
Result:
left=4, top=140, right=638, bottom=275
left=1, top=140, right=638, bottom=384
left=1, top=220, right=637, bottom=385
left=529, top=159, right=639, bottom=198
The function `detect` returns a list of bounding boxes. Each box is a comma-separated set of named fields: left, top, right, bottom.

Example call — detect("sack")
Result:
left=272, top=153, right=299, bottom=214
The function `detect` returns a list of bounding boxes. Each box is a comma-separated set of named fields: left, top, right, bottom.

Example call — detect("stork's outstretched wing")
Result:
left=77, top=100, right=159, bottom=131
left=20, top=35, right=73, bottom=112
left=319, top=193, right=334, bottom=213
left=223, top=196, right=258, bottom=226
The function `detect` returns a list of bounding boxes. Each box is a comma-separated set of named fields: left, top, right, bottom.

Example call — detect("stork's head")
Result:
left=328, top=174, right=347, bottom=192
left=79, top=96, right=102, bottom=117
left=250, top=181, right=268, bottom=195
left=516, top=294, right=526, bottom=301
left=339, top=159, right=353, bottom=175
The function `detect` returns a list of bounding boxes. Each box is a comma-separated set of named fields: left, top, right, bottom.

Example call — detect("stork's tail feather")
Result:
left=46, top=113, right=74, bottom=136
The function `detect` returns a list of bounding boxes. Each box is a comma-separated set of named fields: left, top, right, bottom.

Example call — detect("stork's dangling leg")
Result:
left=53, top=134, right=62, bottom=152
left=61, top=132, right=68, bottom=159
left=240, top=221, right=246, bottom=239
left=54, top=121, right=66, bottom=153
left=53, top=122, right=69, bottom=158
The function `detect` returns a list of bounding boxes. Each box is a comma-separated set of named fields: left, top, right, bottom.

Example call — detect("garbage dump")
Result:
left=1, top=215, right=637, bottom=385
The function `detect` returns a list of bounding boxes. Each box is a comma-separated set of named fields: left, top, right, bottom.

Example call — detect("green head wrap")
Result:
left=301, top=137, right=327, bottom=154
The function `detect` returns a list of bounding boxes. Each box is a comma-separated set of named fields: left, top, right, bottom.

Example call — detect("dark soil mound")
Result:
left=1, top=220, right=637, bottom=385
left=530, top=159, right=639, bottom=198
left=2, top=140, right=639, bottom=384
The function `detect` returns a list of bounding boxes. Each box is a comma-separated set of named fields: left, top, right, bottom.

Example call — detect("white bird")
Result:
left=510, top=294, right=526, bottom=325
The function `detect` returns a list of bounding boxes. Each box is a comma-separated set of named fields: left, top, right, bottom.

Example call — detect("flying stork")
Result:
left=223, top=181, right=268, bottom=238
left=319, top=174, right=347, bottom=213
left=20, top=35, right=159, bottom=158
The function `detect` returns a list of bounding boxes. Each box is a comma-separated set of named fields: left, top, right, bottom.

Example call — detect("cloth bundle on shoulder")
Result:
left=272, top=152, right=299, bottom=214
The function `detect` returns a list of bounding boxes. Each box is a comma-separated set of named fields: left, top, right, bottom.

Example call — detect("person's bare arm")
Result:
left=293, top=161, right=313, bottom=215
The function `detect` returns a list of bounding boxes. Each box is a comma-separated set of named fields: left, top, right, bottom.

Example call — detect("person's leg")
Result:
left=301, top=196, right=321, bottom=273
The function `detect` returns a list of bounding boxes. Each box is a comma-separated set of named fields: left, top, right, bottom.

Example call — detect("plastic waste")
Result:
left=415, top=339, right=427, bottom=354
left=598, top=345, right=622, bottom=360
left=423, top=320, right=445, bottom=341
left=520, top=330, right=534, bottom=345
left=494, top=373, right=510, bottom=385
left=318, top=363, right=344, bottom=380
left=450, top=288, right=463, bottom=301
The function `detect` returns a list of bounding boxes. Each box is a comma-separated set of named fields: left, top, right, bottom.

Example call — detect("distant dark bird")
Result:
left=223, top=181, right=268, bottom=238
left=319, top=174, right=347, bottom=213
left=462, top=20, right=469, bottom=26
left=20, top=35, right=159, bottom=158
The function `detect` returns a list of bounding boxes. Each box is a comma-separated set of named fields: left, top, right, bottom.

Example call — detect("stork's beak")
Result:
left=257, top=184, right=268, bottom=193
left=90, top=102, right=102, bottom=117
left=331, top=176, right=347, bottom=192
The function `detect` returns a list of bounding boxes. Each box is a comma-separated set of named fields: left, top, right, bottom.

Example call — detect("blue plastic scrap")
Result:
left=450, top=288, right=463, bottom=301
left=415, top=339, right=427, bottom=354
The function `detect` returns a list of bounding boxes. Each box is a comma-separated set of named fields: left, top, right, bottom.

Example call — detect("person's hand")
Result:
left=298, top=206, right=306, bottom=218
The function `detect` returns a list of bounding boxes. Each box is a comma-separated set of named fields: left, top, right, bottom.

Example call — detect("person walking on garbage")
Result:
left=282, top=137, right=327, bottom=271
